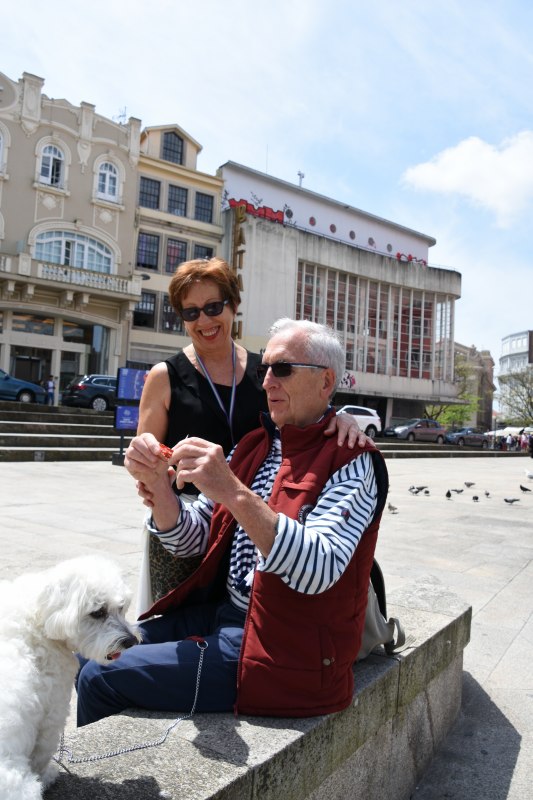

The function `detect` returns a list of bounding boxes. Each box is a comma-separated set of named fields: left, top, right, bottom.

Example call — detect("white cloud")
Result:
left=402, top=132, right=533, bottom=227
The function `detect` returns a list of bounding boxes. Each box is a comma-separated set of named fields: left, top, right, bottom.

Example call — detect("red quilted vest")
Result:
left=141, top=411, right=388, bottom=717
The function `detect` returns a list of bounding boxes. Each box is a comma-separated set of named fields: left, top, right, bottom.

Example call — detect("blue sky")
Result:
left=3, top=0, right=532, bottom=373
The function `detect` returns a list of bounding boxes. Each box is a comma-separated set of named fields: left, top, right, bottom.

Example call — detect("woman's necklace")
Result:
left=193, top=341, right=236, bottom=446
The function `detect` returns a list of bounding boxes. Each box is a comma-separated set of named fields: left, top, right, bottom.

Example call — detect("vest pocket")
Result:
left=319, top=625, right=337, bottom=689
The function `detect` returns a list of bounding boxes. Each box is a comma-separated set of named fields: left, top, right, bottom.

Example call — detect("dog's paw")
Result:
left=40, top=760, right=60, bottom=790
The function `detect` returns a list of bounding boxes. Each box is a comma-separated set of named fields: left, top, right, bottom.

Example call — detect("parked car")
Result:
left=383, top=418, right=409, bottom=437
left=390, top=418, right=447, bottom=444
left=445, top=427, right=490, bottom=449
left=0, top=368, right=46, bottom=404
left=336, top=405, right=382, bottom=438
left=61, top=374, right=117, bottom=411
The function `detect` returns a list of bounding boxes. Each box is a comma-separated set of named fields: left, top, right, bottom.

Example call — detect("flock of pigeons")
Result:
left=387, top=467, right=533, bottom=514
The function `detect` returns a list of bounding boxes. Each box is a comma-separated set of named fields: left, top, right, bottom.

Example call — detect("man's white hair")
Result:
left=268, top=318, right=345, bottom=396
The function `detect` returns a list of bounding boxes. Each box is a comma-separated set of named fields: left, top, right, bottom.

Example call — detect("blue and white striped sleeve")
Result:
left=145, top=493, right=213, bottom=557
left=258, top=451, right=377, bottom=594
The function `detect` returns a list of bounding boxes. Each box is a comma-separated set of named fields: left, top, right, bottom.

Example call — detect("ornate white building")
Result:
left=0, top=70, right=142, bottom=394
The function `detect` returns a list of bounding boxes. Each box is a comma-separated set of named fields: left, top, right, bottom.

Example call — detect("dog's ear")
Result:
left=35, top=577, right=83, bottom=642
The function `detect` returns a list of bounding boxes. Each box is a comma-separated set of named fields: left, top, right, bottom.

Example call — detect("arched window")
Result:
left=35, top=231, right=113, bottom=273
left=39, top=145, right=64, bottom=187
left=97, top=161, right=118, bottom=201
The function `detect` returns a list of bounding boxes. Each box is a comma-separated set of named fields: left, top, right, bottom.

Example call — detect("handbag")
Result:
left=357, top=559, right=405, bottom=661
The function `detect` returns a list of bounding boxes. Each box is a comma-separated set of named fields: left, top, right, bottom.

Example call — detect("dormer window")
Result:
left=162, top=131, right=184, bottom=165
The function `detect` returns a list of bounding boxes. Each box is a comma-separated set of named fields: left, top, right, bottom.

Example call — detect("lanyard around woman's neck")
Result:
left=193, top=341, right=236, bottom=446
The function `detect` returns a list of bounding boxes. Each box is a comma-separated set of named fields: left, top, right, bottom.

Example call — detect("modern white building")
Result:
left=497, top=329, right=532, bottom=418
left=218, top=162, right=461, bottom=426
left=499, top=330, right=532, bottom=376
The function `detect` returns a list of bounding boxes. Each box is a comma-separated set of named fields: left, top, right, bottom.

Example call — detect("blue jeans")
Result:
left=76, top=600, right=245, bottom=727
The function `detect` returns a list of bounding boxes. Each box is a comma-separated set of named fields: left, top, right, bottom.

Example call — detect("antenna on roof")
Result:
left=297, top=170, right=305, bottom=187
left=113, top=107, right=127, bottom=125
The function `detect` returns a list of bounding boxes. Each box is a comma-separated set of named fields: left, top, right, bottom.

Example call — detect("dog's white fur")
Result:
left=0, top=555, right=140, bottom=800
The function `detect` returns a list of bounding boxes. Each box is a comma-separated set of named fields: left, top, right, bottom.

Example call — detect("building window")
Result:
left=162, top=131, right=184, bottom=165
left=161, top=294, right=185, bottom=333
left=97, top=162, right=118, bottom=201
left=194, top=192, right=214, bottom=223
left=166, top=238, right=187, bottom=273
left=168, top=185, right=188, bottom=217
left=133, top=291, right=156, bottom=328
left=139, top=176, right=160, bottom=209
left=12, top=313, right=54, bottom=335
left=39, top=145, right=64, bottom=187
left=35, top=231, right=113, bottom=272
left=193, top=244, right=214, bottom=259
left=136, top=232, right=160, bottom=270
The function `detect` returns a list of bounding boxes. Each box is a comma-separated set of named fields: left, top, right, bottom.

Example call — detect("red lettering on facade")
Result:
left=228, top=198, right=284, bottom=225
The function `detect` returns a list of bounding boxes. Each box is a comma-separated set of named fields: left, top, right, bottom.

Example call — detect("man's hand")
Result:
left=171, top=438, right=237, bottom=504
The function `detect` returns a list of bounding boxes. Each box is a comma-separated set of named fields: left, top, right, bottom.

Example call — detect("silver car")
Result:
left=393, top=418, right=447, bottom=444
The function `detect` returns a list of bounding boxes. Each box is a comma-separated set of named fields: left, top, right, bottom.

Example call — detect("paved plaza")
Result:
left=2, top=455, right=532, bottom=799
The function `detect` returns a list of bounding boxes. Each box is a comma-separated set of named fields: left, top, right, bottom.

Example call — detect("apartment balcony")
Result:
left=0, top=253, right=142, bottom=308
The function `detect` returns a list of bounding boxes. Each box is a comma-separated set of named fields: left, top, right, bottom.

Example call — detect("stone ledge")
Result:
left=45, top=584, right=471, bottom=800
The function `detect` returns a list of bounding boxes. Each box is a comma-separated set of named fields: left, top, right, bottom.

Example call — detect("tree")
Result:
left=424, top=353, right=480, bottom=427
left=498, top=365, right=533, bottom=423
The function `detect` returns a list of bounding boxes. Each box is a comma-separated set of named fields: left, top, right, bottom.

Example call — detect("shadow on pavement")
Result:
left=412, top=671, right=520, bottom=799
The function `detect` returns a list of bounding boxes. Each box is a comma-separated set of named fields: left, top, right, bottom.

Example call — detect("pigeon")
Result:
left=525, top=468, right=533, bottom=479
left=484, top=491, right=490, bottom=498
left=464, top=482, right=475, bottom=488
left=446, top=490, right=452, bottom=499
left=472, top=495, right=479, bottom=502
left=451, top=489, right=464, bottom=494
left=504, top=498, right=520, bottom=504
left=520, top=484, right=532, bottom=493
left=388, top=502, right=398, bottom=514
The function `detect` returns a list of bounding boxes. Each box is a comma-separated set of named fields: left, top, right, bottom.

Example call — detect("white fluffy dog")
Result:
left=0, top=555, right=140, bottom=800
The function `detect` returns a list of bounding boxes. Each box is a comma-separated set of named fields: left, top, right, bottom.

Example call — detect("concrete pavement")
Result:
left=1, top=455, right=532, bottom=799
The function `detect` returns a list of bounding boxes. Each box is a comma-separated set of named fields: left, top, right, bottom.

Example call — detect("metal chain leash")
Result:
left=54, top=640, right=208, bottom=768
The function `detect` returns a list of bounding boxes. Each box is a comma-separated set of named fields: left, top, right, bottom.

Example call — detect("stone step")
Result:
left=0, top=433, right=132, bottom=448
left=0, top=447, right=126, bottom=462
left=0, top=420, right=116, bottom=435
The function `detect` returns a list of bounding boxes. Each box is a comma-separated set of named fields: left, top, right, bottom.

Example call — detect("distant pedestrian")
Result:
left=45, top=375, right=55, bottom=405
left=506, top=433, right=514, bottom=451
left=529, top=434, right=533, bottom=459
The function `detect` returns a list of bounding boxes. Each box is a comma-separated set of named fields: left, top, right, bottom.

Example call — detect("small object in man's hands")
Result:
left=158, top=443, right=174, bottom=460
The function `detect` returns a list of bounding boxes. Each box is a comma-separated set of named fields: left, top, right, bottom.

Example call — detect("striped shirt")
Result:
left=147, top=438, right=377, bottom=613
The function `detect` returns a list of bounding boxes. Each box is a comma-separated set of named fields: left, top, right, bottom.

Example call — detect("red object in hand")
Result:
left=158, top=443, right=174, bottom=460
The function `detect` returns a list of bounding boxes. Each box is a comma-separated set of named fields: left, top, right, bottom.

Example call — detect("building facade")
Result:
left=453, top=342, right=495, bottom=430
left=497, top=329, right=533, bottom=418
left=499, top=330, right=532, bottom=376
left=0, top=70, right=142, bottom=398
left=128, top=125, right=224, bottom=367
left=218, top=162, right=462, bottom=426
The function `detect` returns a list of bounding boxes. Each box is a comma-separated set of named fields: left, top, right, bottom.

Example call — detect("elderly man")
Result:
left=76, top=318, right=388, bottom=726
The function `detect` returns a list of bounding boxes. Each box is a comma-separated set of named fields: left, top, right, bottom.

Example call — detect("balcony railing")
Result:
left=37, top=261, right=140, bottom=296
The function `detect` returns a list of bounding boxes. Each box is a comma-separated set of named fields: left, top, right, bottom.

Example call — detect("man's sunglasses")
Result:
left=256, top=362, right=327, bottom=381
left=179, top=299, right=229, bottom=322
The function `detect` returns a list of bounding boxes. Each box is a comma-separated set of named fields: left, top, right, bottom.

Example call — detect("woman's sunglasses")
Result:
left=256, top=362, right=327, bottom=381
left=179, top=299, right=229, bottom=322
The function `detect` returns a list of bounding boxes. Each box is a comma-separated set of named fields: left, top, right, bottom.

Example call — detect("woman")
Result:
left=129, top=257, right=363, bottom=611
